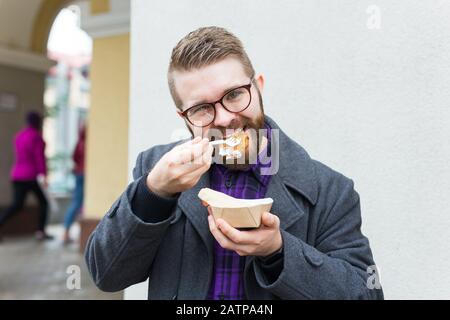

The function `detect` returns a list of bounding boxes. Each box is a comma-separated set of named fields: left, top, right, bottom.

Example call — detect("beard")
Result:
left=210, top=89, right=266, bottom=171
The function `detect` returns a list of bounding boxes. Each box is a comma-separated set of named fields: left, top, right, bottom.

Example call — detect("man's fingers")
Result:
left=174, top=136, right=201, bottom=151
left=170, top=139, right=211, bottom=167
left=178, top=137, right=202, bottom=148
left=174, top=148, right=194, bottom=164
left=191, top=138, right=212, bottom=163
left=199, top=143, right=214, bottom=164
left=261, top=212, right=279, bottom=228
left=189, top=141, right=213, bottom=166
left=186, top=145, right=213, bottom=174
left=174, top=136, right=203, bottom=153
left=203, top=204, right=213, bottom=216
left=179, top=136, right=206, bottom=150
left=208, top=215, right=234, bottom=250
left=216, top=219, right=253, bottom=245
left=181, top=161, right=210, bottom=182
left=168, top=145, right=211, bottom=187
left=175, top=138, right=211, bottom=165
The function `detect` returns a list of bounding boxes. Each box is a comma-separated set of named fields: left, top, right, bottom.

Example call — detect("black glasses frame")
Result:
left=180, top=82, right=253, bottom=127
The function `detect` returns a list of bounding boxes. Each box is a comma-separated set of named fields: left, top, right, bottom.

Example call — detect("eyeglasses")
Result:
left=180, top=81, right=253, bottom=127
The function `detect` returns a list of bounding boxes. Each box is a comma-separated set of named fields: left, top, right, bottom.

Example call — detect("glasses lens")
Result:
left=187, top=104, right=215, bottom=126
left=222, top=87, right=251, bottom=112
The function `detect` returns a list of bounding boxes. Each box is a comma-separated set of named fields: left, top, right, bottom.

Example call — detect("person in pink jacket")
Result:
left=0, top=111, right=53, bottom=241
left=62, top=124, right=86, bottom=245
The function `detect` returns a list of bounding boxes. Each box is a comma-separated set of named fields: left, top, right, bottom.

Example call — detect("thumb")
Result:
left=262, top=212, right=277, bottom=227
left=179, top=136, right=201, bottom=149
left=190, top=136, right=202, bottom=144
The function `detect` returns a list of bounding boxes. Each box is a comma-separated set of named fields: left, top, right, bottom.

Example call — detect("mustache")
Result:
left=188, top=112, right=265, bottom=140
left=212, top=126, right=246, bottom=137
left=205, top=119, right=264, bottom=140
left=205, top=120, right=249, bottom=139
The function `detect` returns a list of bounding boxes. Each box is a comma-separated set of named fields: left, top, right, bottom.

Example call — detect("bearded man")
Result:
left=85, top=26, right=383, bottom=300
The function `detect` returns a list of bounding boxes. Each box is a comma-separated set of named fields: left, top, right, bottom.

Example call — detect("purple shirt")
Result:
left=207, top=127, right=272, bottom=300
left=10, top=126, right=47, bottom=181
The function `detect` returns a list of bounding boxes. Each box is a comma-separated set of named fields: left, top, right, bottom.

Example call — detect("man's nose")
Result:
left=213, top=102, right=236, bottom=127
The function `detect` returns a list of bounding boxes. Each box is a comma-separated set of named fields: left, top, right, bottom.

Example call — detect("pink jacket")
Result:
left=10, top=126, right=47, bottom=181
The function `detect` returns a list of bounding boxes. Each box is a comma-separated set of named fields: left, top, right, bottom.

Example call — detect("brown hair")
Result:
left=168, top=26, right=255, bottom=109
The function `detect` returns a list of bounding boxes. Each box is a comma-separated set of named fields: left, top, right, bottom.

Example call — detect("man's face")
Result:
left=173, top=57, right=265, bottom=168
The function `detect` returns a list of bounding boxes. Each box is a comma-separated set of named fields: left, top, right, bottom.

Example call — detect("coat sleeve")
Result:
left=253, top=178, right=384, bottom=300
left=84, top=151, right=177, bottom=292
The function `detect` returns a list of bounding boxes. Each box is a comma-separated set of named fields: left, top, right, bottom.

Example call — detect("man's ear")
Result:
left=254, top=74, right=265, bottom=93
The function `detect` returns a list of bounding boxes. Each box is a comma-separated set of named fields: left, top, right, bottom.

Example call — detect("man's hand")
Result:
left=147, top=137, right=213, bottom=197
left=206, top=206, right=283, bottom=257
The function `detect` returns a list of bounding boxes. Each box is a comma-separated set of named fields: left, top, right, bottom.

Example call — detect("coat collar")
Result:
left=264, top=115, right=318, bottom=205
left=177, top=115, right=318, bottom=255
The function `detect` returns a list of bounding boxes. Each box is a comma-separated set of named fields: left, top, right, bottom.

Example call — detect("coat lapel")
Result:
left=177, top=172, right=214, bottom=257
left=253, top=115, right=319, bottom=230
left=265, top=173, right=306, bottom=230
left=177, top=172, right=215, bottom=299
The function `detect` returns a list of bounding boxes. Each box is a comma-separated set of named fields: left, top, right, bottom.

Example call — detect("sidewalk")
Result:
left=0, top=224, right=123, bottom=300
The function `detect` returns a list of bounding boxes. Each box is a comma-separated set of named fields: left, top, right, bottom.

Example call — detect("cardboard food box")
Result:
left=198, top=188, right=273, bottom=228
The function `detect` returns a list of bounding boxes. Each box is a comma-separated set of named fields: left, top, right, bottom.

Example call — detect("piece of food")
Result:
left=198, top=188, right=273, bottom=228
left=218, top=129, right=249, bottom=160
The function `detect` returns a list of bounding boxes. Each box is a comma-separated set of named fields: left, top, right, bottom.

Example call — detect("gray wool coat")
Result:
left=85, top=116, right=384, bottom=300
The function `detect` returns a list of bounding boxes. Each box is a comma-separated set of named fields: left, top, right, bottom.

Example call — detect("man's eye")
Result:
left=190, top=105, right=210, bottom=116
left=225, top=89, right=243, bottom=101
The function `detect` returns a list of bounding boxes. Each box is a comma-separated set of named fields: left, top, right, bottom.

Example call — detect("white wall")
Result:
left=128, top=0, right=450, bottom=299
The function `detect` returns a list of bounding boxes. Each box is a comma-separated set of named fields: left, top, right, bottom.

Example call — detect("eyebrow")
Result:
left=187, top=82, right=247, bottom=109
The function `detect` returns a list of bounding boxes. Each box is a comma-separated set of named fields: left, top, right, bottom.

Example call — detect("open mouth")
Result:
left=216, top=126, right=250, bottom=160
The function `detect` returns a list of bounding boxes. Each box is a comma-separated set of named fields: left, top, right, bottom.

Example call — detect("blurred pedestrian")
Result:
left=0, top=111, right=53, bottom=241
left=62, top=124, right=86, bottom=245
